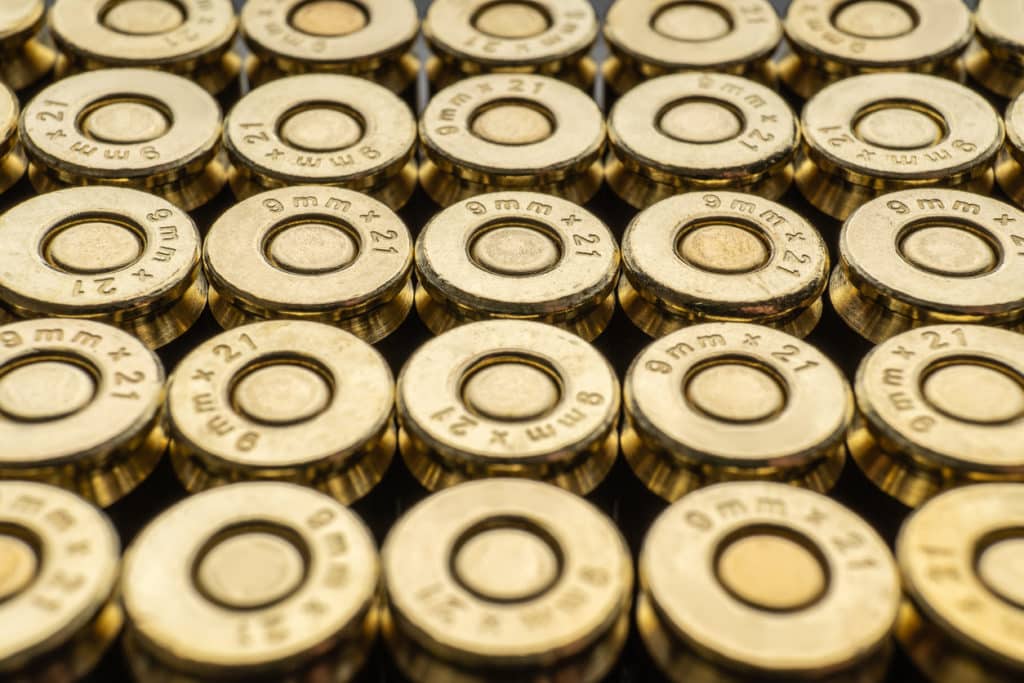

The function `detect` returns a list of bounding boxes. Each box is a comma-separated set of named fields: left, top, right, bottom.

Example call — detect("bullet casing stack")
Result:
left=0, top=3, right=1021, bottom=683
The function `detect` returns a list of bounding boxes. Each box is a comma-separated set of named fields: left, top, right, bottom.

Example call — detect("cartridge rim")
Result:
left=0, top=0, right=55, bottom=92
left=801, top=74, right=1002, bottom=185
left=898, top=484, right=1024, bottom=671
left=0, top=0, right=42, bottom=43
left=998, top=95, right=1024, bottom=209
left=0, top=318, right=166, bottom=505
left=967, top=0, right=1024, bottom=99
left=609, top=73, right=797, bottom=184
left=0, top=187, right=203, bottom=343
left=833, top=190, right=1024, bottom=339
left=416, top=192, right=618, bottom=320
left=19, top=68, right=226, bottom=209
left=1007, top=94, right=1024, bottom=159
left=853, top=325, right=1024, bottom=495
left=21, top=68, right=222, bottom=181
left=624, top=323, right=851, bottom=498
left=0, top=83, right=24, bottom=194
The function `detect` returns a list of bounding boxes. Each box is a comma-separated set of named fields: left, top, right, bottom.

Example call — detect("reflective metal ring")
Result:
left=167, top=320, right=395, bottom=503
left=20, top=68, right=227, bottom=211
left=623, top=322, right=852, bottom=500
left=640, top=481, right=899, bottom=681
left=204, top=186, right=413, bottom=343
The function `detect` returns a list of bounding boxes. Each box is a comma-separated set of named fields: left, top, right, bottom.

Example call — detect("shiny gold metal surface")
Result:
left=166, top=320, right=395, bottom=503
left=0, top=481, right=122, bottom=681
left=780, top=0, right=972, bottom=100
left=640, top=481, right=899, bottom=682
left=849, top=325, right=1024, bottom=508
left=397, top=320, right=619, bottom=493
left=122, top=482, right=379, bottom=682
left=897, top=484, right=1024, bottom=682
left=620, top=192, right=828, bottom=338
left=603, top=0, right=782, bottom=96
left=0, top=0, right=55, bottom=92
left=424, top=0, right=598, bottom=90
left=966, top=0, right=1024, bottom=100
left=382, top=478, right=632, bottom=683
left=224, top=74, right=417, bottom=209
left=241, top=0, right=420, bottom=93
left=607, top=73, right=798, bottom=208
left=0, top=319, right=166, bottom=506
left=20, top=69, right=227, bottom=211
left=419, top=74, right=605, bottom=206
left=0, top=187, right=205, bottom=348
left=831, top=190, right=1024, bottom=343
left=204, top=186, right=413, bottom=342
left=623, top=322, right=852, bottom=500
left=415, top=192, right=618, bottom=339
left=0, top=83, right=25, bottom=196
left=50, top=0, right=240, bottom=95
left=997, top=92, right=1024, bottom=209
left=796, top=73, right=1004, bottom=220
